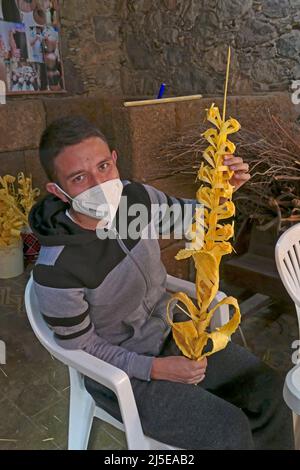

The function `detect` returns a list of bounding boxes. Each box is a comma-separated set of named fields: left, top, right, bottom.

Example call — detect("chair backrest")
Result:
left=25, top=276, right=57, bottom=351
left=24, top=275, right=79, bottom=364
left=275, top=224, right=300, bottom=308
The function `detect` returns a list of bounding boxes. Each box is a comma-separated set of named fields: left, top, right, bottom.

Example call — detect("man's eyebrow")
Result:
left=66, top=158, right=111, bottom=180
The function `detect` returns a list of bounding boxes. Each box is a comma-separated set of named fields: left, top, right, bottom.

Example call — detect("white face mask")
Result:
left=55, top=179, right=123, bottom=227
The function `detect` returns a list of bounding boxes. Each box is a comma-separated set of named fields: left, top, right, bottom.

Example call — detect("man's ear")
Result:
left=112, top=149, right=118, bottom=163
left=46, top=182, right=69, bottom=203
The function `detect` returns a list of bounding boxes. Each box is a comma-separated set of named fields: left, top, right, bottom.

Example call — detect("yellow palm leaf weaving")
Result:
left=167, top=47, right=241, bottom=360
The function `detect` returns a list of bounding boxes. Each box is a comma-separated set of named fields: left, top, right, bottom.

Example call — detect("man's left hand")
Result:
left=224, top=154, right=250, bottom=191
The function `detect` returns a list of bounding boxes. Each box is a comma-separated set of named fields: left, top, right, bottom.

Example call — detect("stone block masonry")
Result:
left=56, top=0, right=300, bottom=98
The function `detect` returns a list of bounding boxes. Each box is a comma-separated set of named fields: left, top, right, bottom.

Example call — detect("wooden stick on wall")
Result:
left=124, top=94, right=202, bottom=107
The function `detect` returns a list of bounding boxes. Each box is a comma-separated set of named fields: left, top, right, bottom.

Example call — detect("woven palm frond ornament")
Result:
left=167, top=47, right=241, bottom=360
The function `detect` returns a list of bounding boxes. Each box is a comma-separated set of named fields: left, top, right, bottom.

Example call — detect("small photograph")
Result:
left=16, top=0, right=46, bottom=27
left=11, top=0, right=60, bottom=28
left=0, top=31, right=9, bottom=59
left=42, top=25, right=62, bottom=91
left=0, top=57, right=8, bottom=88
left=0, top=29, right=9, bottom=87
left=42, top=0, right=59, bottom=27
left=28, top=24, right=62, bottom=90
left=28, top=25, right=44, bottom=62
left=9, top=60, right=41, bottom=91
left=0, top=20, right=28, bottom=60
left=43, top=24, right=59, bottom=54
left=0, top=0, right=22, bottom=23
left=46, top=59, right=62, bottom=91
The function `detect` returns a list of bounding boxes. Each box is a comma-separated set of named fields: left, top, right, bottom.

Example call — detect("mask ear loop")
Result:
left=54, top=183, right=74, bottom=202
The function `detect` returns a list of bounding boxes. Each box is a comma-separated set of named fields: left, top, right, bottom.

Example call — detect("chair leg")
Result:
left=68, top=368, right=95, bottom=450
left=293, top=412, right=300, bottom=450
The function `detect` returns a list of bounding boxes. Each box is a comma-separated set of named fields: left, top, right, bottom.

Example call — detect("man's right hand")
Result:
left=150, top=356, right=207, bottom=384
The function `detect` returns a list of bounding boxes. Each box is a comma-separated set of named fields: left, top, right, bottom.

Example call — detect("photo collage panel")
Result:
left=0, top=0, right=64, bottom=93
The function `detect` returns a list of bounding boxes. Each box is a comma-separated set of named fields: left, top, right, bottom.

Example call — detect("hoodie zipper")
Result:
left=113, top=228, right=153, bottom=315
left=113, top=229, right=169, bottom=328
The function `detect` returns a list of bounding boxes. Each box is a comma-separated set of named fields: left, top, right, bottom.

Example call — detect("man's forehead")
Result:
left=57, top=137, right=110, bottom=158
left=54, top=138, right=112, bottom=171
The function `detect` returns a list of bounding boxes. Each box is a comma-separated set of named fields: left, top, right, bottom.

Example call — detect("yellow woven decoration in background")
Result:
left=167, top=47, right=241, bottom=360
left=0, top=173, right=40, bottom=247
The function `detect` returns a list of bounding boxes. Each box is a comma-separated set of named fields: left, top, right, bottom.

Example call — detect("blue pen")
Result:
left=157, top=83, right=166, bottom=99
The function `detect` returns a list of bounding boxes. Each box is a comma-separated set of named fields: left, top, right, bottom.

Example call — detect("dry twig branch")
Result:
left=151, top=114, right=300, bottom=232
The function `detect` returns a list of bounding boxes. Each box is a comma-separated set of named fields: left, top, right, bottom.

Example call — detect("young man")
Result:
left=30, top=116, right=294, bottom=450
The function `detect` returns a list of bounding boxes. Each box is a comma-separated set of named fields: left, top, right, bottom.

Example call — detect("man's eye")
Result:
left=99, top=163, right=109, bottom=171
left=73, top=175, right=85, bottom=183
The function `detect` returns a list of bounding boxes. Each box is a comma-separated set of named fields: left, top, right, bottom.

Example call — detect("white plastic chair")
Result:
left=275, top=223, right=300, bottom=449
left=24, top=274, right=229, bottom=450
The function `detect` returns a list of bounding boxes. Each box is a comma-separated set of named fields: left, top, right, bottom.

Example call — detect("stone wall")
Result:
left=121, top=0, right=300, bottom=97
left=56, top=0, right=300, bottom=98
left=59, top=0, right=124, bottom=95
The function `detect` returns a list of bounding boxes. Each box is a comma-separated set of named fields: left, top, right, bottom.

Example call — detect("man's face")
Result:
left=47, top=136, right=119, bottom=202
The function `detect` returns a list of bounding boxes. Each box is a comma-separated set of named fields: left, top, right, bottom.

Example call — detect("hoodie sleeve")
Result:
left=143, top=183, right=198, bottom=238
left=32, top=271, right=154, bottom=381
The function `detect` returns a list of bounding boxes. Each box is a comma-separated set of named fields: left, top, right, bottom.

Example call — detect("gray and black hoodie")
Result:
left=30, top=181, right=194, bottom=381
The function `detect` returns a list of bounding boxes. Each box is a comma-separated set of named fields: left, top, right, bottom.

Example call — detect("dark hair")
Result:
left=39, top=116, right=109, bottom=181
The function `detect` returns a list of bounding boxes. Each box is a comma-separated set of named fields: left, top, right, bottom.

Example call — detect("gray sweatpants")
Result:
left=85, top=337, right=294, bottom=450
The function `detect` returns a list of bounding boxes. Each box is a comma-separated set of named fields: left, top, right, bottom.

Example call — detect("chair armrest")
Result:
left=209, top=290, right=230, bottom=329
left=166, top=274, right=229, bottom=328
left=57, top=348, right=148, bottom=449
left=62, top=348, right=129, bottom=391
left=284, top=364, right=300, bottom=415
left=166, top=274, right=197, bottom=298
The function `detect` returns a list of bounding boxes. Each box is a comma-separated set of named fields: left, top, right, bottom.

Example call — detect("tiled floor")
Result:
left=0, top=266, right=298, bottom=450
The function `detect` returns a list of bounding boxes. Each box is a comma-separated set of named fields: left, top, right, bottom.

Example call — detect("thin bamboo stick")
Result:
left=222, top=47, right=231, bottom=122
left=124, top=94, right=202, bottom=107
